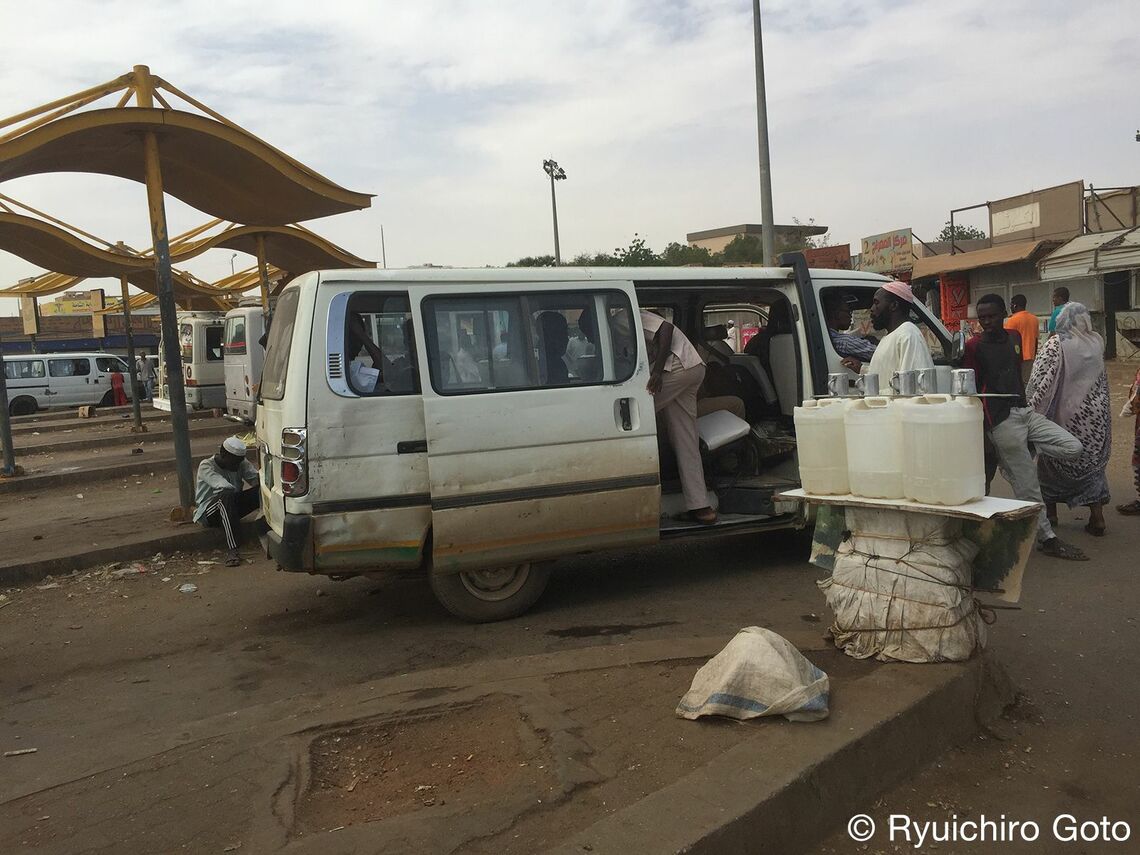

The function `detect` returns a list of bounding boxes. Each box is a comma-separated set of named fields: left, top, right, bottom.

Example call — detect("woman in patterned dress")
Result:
left=1027, top=302, right=1112, bottom=535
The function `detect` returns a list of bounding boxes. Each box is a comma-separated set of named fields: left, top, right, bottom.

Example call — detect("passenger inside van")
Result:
left=537, top=311, right=571, bottom=385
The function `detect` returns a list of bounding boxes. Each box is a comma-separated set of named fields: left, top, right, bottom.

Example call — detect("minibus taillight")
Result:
left=280, top=428, right=308, bottom=497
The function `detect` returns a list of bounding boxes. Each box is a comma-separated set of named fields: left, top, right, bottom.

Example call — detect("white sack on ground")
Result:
left=818, top=507, right=987, bottom=663
left=676, top=627, right=830, bottom=722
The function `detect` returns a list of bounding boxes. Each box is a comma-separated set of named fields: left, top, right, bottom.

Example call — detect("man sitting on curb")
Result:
left=965, top=294, right=1086, bottom=560
left=194, top=437, right=260, bottom=566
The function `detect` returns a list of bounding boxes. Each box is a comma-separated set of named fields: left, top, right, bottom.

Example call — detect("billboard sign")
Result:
left=804, top=244, right=852, bottom=270
left=989, top=181, right=1083, bottom=245
left=860, top=229, right=913, bottom=273
left=19, top=296, right=39, bottom=336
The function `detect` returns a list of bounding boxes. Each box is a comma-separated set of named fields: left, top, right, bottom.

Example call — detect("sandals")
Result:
left=1116, top=501, right=1140, bottom=516
left=689, top=508, right=718, bottom=525
left=224, top=549, right=242, bottom=567
left=1038, top=538, right=1088, bottom=561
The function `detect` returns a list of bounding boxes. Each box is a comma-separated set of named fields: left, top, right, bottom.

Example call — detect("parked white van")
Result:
left=4, top=352, right=134, bottom=415
left=153, top=312, right=226, bottom=411
left=223, top=304, right=267, bottom=424
left=256, top=258, right=956, bottom=621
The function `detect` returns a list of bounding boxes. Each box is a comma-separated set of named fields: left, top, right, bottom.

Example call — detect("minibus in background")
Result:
left=223, top=303, right=267, bottom=424
left=153, top=312, right=226, bottom=411
left=4, top=352, right=135, bottom=415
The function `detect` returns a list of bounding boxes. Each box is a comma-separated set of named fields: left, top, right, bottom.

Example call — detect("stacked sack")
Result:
left=817, top=507, right=987, bottom=663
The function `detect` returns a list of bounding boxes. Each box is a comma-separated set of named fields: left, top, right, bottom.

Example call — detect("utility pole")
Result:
left=752, top=0, right=776, bottom=266
left=381, top=224, right=387, bottom=269
left=543, top=159, right=567, bottom=264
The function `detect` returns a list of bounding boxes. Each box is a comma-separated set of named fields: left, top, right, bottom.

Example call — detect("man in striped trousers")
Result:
left=194, top=437, right=260, bottom=566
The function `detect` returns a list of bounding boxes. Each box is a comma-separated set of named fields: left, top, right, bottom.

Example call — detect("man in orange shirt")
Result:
left=1003, top=294, right=1039, bottom=386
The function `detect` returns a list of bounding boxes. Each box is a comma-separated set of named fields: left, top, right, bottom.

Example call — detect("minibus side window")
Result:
left=343, top=293, right=421, bottom=396
left=5, top=359, right=45, bottom=380
left=205, top=327, right=224, bottom=361
left=261, top=288, right=301, bottom=401
left=423, top=290, right=637, bottom=395
left=49, top=358, right=90, bottom=377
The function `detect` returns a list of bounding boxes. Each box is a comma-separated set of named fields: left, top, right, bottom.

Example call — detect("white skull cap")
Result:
left=223, top=437, right=247, bottom=456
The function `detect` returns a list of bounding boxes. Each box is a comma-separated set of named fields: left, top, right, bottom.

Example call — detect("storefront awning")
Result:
left=1038, top=227, right=1140, bottom=281
left=911, top=239, right=1055, bottom=280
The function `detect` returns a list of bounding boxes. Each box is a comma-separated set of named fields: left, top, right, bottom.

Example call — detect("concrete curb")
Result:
left=0, top=526, right=220, bottom=586
left=547, top=651, right=1014, bottom=855
left=9, top=408, right=216, bottom=435
left=14, top=421, right=233, bottom=455
left=0, top=456, right=181, bottom=494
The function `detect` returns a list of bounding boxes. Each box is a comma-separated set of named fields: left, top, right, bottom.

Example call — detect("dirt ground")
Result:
left=2, top=362, right=1137, bottom=854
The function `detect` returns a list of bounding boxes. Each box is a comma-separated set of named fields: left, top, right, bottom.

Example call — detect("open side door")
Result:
left=409, top=279, right=660, bottom=574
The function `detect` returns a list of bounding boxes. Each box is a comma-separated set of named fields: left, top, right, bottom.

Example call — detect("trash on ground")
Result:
left=4, top=748, right=38, bottom=757
left=676, top=626, right=830, bottom=722
left=178, top=583, right=198, bottom=594
left=75, top=493, right=84, bottom=499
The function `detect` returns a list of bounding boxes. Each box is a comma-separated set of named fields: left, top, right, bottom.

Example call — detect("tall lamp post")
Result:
left=542, top=158, right=567, bottom=265
left=752, top=0, right=776, bottom=266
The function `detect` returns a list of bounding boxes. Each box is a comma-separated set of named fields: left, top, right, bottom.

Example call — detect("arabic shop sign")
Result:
left=860, top=228, right=913, bottom=273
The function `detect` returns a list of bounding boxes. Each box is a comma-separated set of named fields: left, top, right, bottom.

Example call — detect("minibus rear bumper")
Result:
left=261, top=513, right=314, bottom=572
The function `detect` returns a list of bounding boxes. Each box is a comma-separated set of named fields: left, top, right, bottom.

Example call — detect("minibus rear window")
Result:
left=205, top=326, right=224, bottom=361
left=261, top=288, right=301, bottom=401
left=225, top=317, right=247, bottom=356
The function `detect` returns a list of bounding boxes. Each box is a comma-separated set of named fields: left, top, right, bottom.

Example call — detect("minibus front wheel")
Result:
left=430, top=562, right=552, bottom=623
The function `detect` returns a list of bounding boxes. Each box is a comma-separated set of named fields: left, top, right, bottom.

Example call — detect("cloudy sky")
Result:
left=1, top=0, right=1137, bottom=313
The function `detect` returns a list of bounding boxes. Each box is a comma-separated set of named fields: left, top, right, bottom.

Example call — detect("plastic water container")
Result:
left=901, top=394, right=985, bottom=505
left=793, top=398, right=849, bottom=495
left=845, top=397, right=904, bottom=498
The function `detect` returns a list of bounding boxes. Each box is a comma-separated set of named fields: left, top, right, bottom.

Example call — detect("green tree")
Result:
left=937, top=221, right=987, bottom=242
left=506, top=254, right=557, bottom=267
left=611, top=234, right=661, bottom=266
left=660, top=241, right=717, bottom=266
left=720, top=234, right=766, bottom=264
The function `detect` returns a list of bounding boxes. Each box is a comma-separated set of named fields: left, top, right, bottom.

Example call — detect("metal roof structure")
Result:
left=1038, top=226, right=1140, bottom=281
left=0, top=71, right=372, bottom=225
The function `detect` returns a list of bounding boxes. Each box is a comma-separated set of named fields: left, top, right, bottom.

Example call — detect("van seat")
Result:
left=728, top=354, right=778, bottom=405
left=697, top=410, right=751, bottom=453
left=768, top=334, right=797, bottom=416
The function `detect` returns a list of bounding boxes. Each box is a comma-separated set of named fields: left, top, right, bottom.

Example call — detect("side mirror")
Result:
left=950, top=321, right=969, bottom=365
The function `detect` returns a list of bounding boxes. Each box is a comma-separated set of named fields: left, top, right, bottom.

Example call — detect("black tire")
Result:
left=99, top=390, right=114, bottom=406
left=8, top=396, right=37, bottom=416
left=429, top=562, right=551, bottom=623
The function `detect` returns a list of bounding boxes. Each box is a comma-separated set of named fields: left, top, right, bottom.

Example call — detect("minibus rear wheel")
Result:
left=430, top=562, right=552, bottom=622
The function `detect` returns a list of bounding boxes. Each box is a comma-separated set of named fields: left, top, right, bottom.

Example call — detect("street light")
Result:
left=229, top=252, right=238, bottom=276
left=542, top=158, right=567, bottom=265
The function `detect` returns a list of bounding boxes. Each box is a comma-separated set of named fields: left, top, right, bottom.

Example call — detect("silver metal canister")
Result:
left=916, top=367, right=938, bottom=394
left=854, top=373, right=880, bottom=396
left=890, top=369, right=919, bottom=396
left=951, top=368, right=977, bottom=395
left=827, top=372, right=849, bottom=397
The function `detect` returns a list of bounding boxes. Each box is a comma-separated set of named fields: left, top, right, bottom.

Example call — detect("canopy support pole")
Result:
left=119, top=275, right=146, bottom=434
left=0, top=329, right=18, bottom=477
left=256, top=233, right=270, bottom=312
left=136, top=64, right=194, bottom=514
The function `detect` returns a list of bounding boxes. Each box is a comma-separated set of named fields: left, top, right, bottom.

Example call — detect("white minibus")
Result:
left=256, top=258, right=956, bottom=621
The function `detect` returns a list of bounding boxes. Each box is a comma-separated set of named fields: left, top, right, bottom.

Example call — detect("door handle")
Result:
left=617, top=397, right=632, bottom=431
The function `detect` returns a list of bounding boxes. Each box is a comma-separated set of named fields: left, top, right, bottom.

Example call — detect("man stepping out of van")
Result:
left=641, top=310, right=716, bottom=524
left=194, top=437, right=261, bottom=566
left=965, top=294, right=1086, bottom=561
left=840, top=280, right=934, bottom=381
